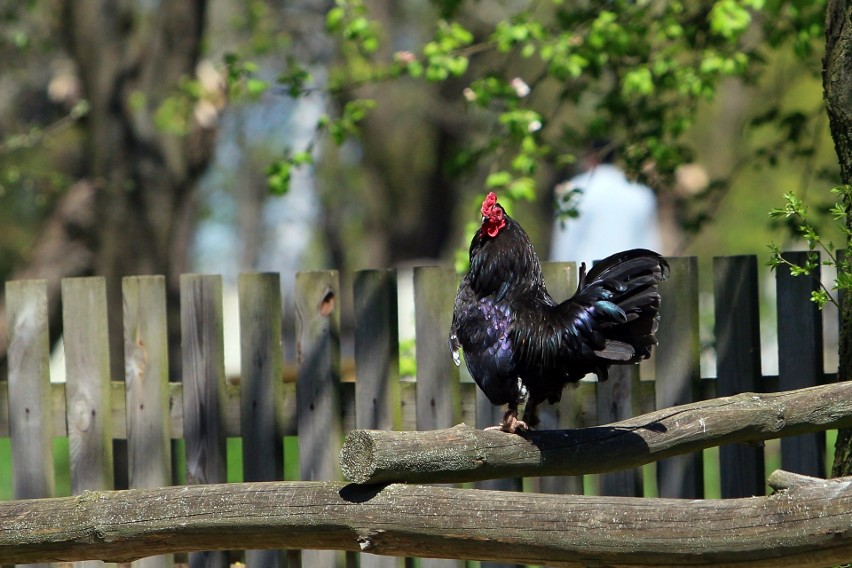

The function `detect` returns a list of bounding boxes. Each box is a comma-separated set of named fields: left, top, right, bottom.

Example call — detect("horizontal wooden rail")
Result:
left=1, top=472, right=851, bottom=567
left=340, top=381, right=852, bottom=484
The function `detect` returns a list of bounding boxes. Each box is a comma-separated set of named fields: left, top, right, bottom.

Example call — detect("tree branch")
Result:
left=2, top=473, right=852, bottom=566
left=340, top=382, right=852, bottom=484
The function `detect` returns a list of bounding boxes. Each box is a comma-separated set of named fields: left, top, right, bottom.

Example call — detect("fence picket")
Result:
left=180, top=274, right=228, bottom=568
left=414, top=266, right=462, bottom=568
left=597, top=365, right=642, bottom=497
left=714, top=255, right=765, bottom=498
left=414, top=266, right=460, bottom=432
left=238, top=273, right=285, bottom=568
left=296, top=270, right=342, bottom=568
left=776, top=251, right=826, bottom=478
left=353, top=269, right=401, bottom=568
left=62, top=277, right=114, bottom=568
left=124, top=276, right=174, bottom=568
left=534, top=262, right=584, bottom=496
left=655, top=257, right=702, bottom=498
left=6, top=279, right=54, bottom=568
left=354, top=269, right=400, bottom=431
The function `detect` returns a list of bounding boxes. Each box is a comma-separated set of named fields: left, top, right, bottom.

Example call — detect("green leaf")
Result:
left=485, top=171, right=512, bottom=188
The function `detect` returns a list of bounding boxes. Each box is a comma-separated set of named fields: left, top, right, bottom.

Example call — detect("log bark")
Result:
left=1, top=474, right=851, bottom=566
left=340, top=381, right=852, bottom=484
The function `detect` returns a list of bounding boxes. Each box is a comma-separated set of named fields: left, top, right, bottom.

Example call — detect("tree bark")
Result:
left=1, top=473, right=851, bottom=566
left=60, top=1, right=214, bottom=379
left=825, top=0, right=852, bottom=476
left=340, top=382, right=852, bottom=484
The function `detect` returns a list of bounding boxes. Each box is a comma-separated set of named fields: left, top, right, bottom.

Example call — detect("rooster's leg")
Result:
left=485, top=404, right=529, bottom=433
left=521, top=403, right=540, bottom=429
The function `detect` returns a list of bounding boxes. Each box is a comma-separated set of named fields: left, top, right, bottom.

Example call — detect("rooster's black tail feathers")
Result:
left=573, top=249, right=669, bottom=369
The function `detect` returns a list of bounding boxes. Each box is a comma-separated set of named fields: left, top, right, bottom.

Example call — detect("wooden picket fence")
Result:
left=0, top=252, right=835, bottom=567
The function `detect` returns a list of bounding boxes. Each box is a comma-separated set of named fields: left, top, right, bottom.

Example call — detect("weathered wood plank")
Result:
left=414, top=266, right=461, bottom=432
left=534, top=262, right=584, bottom=496
left=5, top=279, right=54, bottom=568
left=714, top=255, right=765, bottom=498
left=6, top=279, right=54, bottom=501
left=124, top=276, right=174, bottom=568
left=340, top=382, right=852, bottom=485
left=655, top=256, right=702, bottom=498
left=62, top=277, right=114, bottom=495
left=597, top=366, right=641, bottom=496
left=180, top=274, right=228, bottom=568
left=354, top=269, right=400, bottom=432
left=776, top=251, right=826, bottom=478
left=353, top=269, right=401, bottom=568
left=296, top=270, right=342, bottom=568
left=414, top=266, right=462, bottom=568
left=238, top=273, right=285, bottom=568
left=3, top=473, right=852, bottom=568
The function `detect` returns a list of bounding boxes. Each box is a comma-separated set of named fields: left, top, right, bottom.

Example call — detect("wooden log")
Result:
left=340, top=381, right=852, bottom=485
left=2, top=472, right=852, bottom=567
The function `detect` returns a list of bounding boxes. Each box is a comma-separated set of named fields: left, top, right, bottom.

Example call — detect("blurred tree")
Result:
left=62, top=1, right=214, bottom=377
left=0, top=1, right=216, bottom=377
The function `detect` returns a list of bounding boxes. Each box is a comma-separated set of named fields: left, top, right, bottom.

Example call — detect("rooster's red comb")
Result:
left=481, top=192, right=498, bottom=217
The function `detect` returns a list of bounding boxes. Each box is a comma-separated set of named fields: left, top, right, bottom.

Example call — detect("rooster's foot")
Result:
left=485, top=410, right=529, bottom=434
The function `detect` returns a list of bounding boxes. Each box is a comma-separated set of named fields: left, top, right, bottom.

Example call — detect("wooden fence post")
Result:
left=239, top=273, right=285, bottom=568
left=296, top=270, right=342, bottom=568
left=715, top=255, right=765, bottom=498
left=777, top=251, right=826, bottom=478
left=532, top=262, right=585, bottom=497
left=656, top=256, right=702, bottom=498
left=353, top=269, right=401, bottom=568
left=181, top=274, right=228, bottom=568
left=62, top=277, right=114, bottom=568
left=124, top=276, right=174, bottom=568
left=5, top=279, right=54, bottom=568
left=414, top=266, right=460, bottom=432
left=413, top=266, right=462, bottom=568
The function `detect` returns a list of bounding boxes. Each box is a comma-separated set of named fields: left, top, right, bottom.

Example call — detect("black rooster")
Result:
left=449, top=192, right=669, bottom=433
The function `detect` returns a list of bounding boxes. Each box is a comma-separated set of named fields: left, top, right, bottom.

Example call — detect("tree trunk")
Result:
left=824, top=0, right=852, bottom=476
left=60, top=1, right=214, bottom=380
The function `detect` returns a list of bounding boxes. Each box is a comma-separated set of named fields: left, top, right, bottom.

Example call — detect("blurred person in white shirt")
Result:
left=550, top=142, right=662, bottom=265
